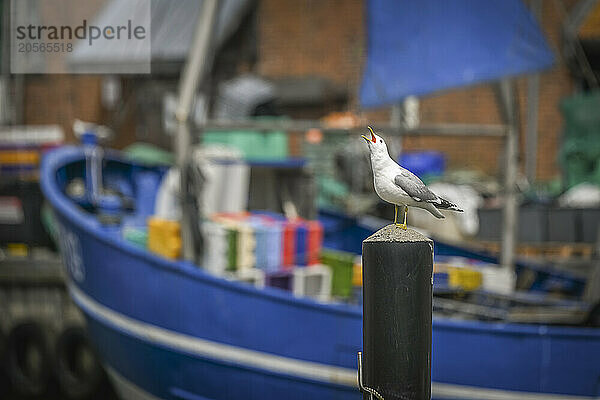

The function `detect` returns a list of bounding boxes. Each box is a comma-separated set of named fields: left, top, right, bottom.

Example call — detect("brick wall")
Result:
left=21, top=0, right=575, bottom=180
left=257, top=0, right=575, bottom=180
left=258, top=0, right=365, bottom=101
left=24, top=75, right=105, bottom=143
left=22, top=0, right=109, bottom=142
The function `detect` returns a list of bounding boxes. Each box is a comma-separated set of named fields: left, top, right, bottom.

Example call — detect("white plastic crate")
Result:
left=480, top=267, right=516, bottom=295
left=201, top=221, right=228, bottom=275
left=292, top=265, right=332, bottom=302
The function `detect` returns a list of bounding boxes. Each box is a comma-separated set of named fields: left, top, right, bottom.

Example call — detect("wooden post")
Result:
left=361, top=225, right=433, bottom=400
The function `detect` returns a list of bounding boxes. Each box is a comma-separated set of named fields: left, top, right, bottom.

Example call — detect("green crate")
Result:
left=321, top=249, right=355, bottom=298
left=226, top=228, right=238, bottom=272
left=203, top=119, right=289, bottom=161
left=260, top=131, right=288, bottom=160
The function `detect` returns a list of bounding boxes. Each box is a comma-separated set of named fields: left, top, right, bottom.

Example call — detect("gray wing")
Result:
left=393, top=170, right=438, bottom=202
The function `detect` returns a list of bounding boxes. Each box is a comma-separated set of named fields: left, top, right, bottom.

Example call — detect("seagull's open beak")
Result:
left=361, top=126, right=376, bottom=143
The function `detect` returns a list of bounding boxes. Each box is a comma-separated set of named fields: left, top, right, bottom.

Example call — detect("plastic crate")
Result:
left=478, top=205, right=548, bottom=242
left=398, top=151, right=445, bottom=178
left=519, top=205, right=548, bottom=243
left=202, top=131, right=288, bottom=161
left=292, top=265, right=331, bottom=302
left=320, top=249, right=355, bottom=298
left=581, top=208, right=600, bottom=243
left=147, top=217, right=181, bottom=260
left=266, top=270, right=294, bottom=291
left=547, top=208, right=578, bottom=242
left=201, top=221, right=228, bottom=275
left=435, top=263, right=482, bottom=291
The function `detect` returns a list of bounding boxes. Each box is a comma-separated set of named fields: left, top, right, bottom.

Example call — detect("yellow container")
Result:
left=447, top=266, right=482, bottom=291
left=147, top=217, right=182, bottom=260
left=0, top=150, right=39, bottom=165
left=6, top=243, right=28, bottom=257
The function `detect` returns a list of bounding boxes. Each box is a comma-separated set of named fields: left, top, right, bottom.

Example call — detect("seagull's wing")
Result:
left=393, top=170, right=438, bottom=202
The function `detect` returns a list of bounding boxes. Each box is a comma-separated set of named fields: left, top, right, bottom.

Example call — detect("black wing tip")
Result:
left=438, top=198, right=463, bottom=212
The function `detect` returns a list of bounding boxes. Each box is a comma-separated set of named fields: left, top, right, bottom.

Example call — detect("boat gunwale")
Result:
left=40, top=146, right=600, bottom=339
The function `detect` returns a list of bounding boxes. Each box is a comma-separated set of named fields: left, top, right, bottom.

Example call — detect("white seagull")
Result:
left=362, top=127, right=463, bottom=229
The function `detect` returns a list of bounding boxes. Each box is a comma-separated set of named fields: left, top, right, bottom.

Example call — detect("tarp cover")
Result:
left=360, top=0, right=554, bottom=108
left=69, top=0, right=252, bottom=72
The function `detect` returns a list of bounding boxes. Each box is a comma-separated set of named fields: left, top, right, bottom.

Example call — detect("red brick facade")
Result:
left=23, top=0, right=574, bottom=181
left=257, top=0, right=575, bottom=180
left=24, top=75, right=105, bottom=143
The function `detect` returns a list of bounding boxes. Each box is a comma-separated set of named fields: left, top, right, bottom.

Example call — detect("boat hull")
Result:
left=42, top=147, right=600, bottom=400
left=55, top=215, right=359, bottom=400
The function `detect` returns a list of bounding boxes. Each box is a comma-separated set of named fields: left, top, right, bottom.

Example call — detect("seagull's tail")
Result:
left=438, top=197, right=463, bottom=212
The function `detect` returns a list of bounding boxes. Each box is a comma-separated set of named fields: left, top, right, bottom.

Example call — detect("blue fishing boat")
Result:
left=41, top=145, right=600, bottom=400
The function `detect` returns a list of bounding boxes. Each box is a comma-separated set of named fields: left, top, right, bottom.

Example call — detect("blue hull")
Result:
left=42, top=147, right=600, bottom=400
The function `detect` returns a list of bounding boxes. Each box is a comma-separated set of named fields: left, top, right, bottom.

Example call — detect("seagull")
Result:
left=362, top=127, right=463, bottom=229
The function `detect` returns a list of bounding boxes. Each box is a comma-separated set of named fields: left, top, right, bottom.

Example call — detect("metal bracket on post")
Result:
left=357, top=352, right=384, bottom=400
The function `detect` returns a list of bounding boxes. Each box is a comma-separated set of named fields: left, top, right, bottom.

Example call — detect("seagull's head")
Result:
left=361, top=126, right=388, bottom=155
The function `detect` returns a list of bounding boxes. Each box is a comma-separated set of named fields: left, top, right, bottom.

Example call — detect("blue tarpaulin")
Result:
left=360, top=0, right=554, bottom=108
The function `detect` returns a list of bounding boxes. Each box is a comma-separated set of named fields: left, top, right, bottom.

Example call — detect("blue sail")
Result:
left=360, top=0, right=555, bottom=108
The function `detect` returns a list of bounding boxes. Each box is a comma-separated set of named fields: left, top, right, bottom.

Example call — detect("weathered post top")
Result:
left=363, top=224, right=433, bottom=245
left=361, top=225, right=433, bottom=400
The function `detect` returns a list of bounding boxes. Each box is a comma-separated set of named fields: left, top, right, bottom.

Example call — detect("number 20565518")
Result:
left=18, top=42, right=73, bottom=53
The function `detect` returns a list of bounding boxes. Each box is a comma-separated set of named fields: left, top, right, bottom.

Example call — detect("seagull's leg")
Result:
left=398, top=206, right=407, bottom=230
left=394, top=204, right=398, bottom=225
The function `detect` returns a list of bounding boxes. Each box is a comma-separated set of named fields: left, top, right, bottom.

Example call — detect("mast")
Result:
left=497, top=79, right=519, bottom=272
left=174, top=0, right=220, bottom=262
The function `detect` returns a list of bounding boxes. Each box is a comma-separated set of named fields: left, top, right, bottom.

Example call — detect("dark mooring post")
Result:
left=360, top=225, right=433, bottom=400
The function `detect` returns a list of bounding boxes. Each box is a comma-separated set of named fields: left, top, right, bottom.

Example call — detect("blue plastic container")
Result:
left=398, top=151, right=445, bottom=178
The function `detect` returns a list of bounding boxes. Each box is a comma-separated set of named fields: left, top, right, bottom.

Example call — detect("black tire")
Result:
left=6, top=322, right=51, bottom=397
left=0, top=328, right=4, bottom=358
left=54, top=327, right=105, bottom=400
left=587, top=302, right=600, bottom=327
left=0, top=329, right=11, bottom=398
left=0, top=369, right=10, bottom=399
